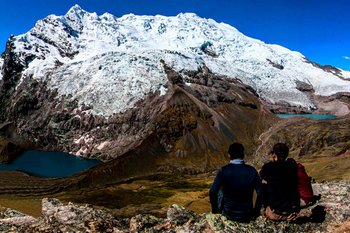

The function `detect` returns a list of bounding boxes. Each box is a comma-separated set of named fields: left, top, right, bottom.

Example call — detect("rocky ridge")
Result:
left=0, top=5, right=349, bottom=164
left=0, top=181, right=349, bottom=232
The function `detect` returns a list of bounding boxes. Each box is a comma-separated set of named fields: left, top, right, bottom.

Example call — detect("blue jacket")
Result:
left=209, top=162, right=262, bottom=222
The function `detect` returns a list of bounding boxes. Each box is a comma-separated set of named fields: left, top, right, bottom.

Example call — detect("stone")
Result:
left=167, top=204, right=196, bottom=225
left=129, top=214, right=160, bottom=232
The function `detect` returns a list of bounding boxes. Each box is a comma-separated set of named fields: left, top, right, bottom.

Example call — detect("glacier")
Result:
left=1, top=4, right=349, bottom=116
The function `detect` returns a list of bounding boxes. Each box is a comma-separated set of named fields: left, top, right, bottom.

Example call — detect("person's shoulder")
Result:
left=216, top=164, right=228, bottom=173
left=221, top=163, right=231, bottom=169
left=220, top=163, right=233, bottom=171
left=244, top=164, right=260, bottom=175
left=260, top=161, right=278, bottom=174
left=244, top=163, right=258, bottom=170
left=286, top=158, right=297, bottom=164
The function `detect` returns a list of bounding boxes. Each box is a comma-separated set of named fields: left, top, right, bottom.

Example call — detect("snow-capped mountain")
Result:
left=1, top=4, right=349, bottom=116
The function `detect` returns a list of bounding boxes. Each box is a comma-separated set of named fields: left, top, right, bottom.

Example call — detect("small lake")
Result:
left=0, top=150, right=100, bottom=178
left=276, top=114, right=337, bottom=120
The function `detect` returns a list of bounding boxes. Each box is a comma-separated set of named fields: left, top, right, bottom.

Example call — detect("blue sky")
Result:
left=0, top=0, right=349, bottom=70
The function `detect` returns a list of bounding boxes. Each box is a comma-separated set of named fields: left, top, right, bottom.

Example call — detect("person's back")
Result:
left=260, top=143, right=300, bottom=220
left=260, top=160, right=299, bottom=212
left=209, top=143, right=262, bottom=222
left=218, top=163, right=261, bottom=220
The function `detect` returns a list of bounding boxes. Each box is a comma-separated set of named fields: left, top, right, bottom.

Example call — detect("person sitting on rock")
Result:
left=209, top=142, right=263, bottom=222
left=260, top=143, right=300, bottom=221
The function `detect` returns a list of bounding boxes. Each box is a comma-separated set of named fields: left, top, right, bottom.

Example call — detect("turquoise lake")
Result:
left=0, top=150, right=100, bottom=178
left=276, top=114, right=337, bottom=120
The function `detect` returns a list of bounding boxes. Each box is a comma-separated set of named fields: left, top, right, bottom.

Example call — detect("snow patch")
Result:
left=7, top=6, right=350, bottom=116
left=0, top=58, right=3, bottom=80
left=96, top=141, right=110, bottom=150
left=341, top=69, right=350, bottom=79
left=159, top=85, right=167, bottom=96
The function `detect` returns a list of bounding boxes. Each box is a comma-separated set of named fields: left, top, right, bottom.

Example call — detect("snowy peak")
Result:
left=66, top=4, right=85, bottom=15
left=64, top=4, right=100, bottom=32
left=2, top=6, right=350, bottom=116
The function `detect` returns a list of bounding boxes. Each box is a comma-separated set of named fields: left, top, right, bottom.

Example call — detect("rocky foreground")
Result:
left=0, top=181, right=349, bottom=232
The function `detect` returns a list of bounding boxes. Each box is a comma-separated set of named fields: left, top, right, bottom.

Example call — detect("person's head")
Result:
left=270, top=143, right=289, bottom=161
left=228, top=143, right=244, bottom=160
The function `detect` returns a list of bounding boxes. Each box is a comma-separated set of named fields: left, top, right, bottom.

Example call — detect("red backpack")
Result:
left=297, top=163, right=314, bottom=204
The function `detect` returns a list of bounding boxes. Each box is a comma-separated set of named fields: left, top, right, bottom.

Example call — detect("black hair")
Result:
left=271, top=143, right=289, bottom=160
left=228, top=143, right=244, bottom=159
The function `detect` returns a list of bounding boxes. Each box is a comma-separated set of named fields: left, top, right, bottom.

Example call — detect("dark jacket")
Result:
left=260, top=160, right=300, bottom=213
left=209, top=162, right=262, bottom=222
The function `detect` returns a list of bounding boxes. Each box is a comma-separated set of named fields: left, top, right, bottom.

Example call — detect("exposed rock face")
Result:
left=0, top=57, right=273, bottom=182
left=0, top=64, right=275, bottom=194
left=264, top=100, right=314, bottom=114
left=1, top=181, right=349, bottom=232
left=315, top=92, right=350, bottom=116
left=306, top=58, right=349, bottom=80
left=0, top=139, right=22, bottom=163
left=0, top=207, right=36, bottom=232
left=295, top=80, right=314, bottom=93
left=0, top=198, right=129, bottom=232
left=64, top=66, right=274, bottom=187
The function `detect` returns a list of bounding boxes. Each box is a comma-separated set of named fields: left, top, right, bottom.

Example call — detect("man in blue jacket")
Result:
left=209, top=143, right=263, bottom=222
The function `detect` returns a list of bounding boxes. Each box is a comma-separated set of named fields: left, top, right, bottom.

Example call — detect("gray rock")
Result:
left=167, top=204, right=196, bottom=225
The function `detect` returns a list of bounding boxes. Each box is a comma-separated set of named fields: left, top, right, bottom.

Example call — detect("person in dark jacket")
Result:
left=260, top=143, right=300, bottom=221
left=209, top=143, right=263, bottom=222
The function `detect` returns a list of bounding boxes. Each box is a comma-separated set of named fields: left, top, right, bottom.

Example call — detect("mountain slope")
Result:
left=1, top=4, right=349, bottom=117
left=0, top=5, right=349, bottom=164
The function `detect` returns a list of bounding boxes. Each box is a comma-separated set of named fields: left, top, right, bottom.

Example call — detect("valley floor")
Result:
left=0, top=173, right=213, bottom=218
left=1, top=152, right=350, bottom=219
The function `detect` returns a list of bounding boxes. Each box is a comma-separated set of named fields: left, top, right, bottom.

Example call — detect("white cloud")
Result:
left=343, top=56, right=350, bottom=60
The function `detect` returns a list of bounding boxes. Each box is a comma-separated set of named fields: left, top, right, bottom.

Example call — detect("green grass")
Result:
left=52, top=173, right=212, bottom=217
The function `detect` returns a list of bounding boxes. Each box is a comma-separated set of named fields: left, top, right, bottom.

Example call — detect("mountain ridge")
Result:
left=0, top=5, right=349, bottom=164
left=1, top=5, right=349, bottom=117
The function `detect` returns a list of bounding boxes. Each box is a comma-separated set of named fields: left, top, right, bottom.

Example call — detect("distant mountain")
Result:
left=0, top=5, right=349, bottom=170
left=1, top=5, right=349, bottom=116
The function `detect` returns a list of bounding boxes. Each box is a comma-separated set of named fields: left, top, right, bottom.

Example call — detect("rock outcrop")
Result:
left=1, top=181, right=349, bottom=232
left=0, top=139, right=22, bottom=163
